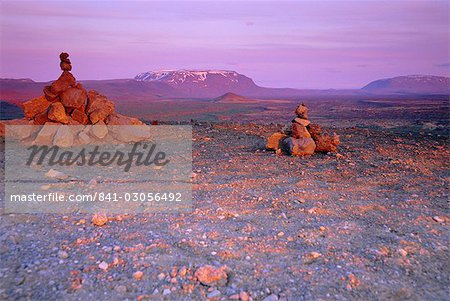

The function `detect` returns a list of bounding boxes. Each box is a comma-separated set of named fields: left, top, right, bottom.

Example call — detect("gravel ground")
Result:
left=0, top=120, right=448, bottom=300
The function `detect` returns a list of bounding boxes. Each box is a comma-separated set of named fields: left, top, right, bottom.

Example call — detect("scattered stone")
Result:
left=162, top=288, right=171, bottom=296
left=432, top=216, right=445, bottom=223
left=92, top=213, right=108, bottom=226
left=207, top=289, right=221, bottom=298
left=57, top=250, right=68, bottom=259
left=262, top=294, right=278, bottom=301
left=194, top=265, right=228, bottom=287
left=114, top=285, right=127, bottom=293
left=157, top=273, right=165, bottom=280
left=303, top=251, right=322, bottom=264
left=240, top=291, right=250, bottom=301
left=133, top=271, right=144, bottom=281
left=98, top=261, right=108, bottom=271
left=45, top=169, right=68, bottom=180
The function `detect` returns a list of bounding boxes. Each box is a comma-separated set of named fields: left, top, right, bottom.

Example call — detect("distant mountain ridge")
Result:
left=135, top=70, right=262, bottom=97
left=362, top=75, right=449, bottom=95
left=1, top=73, right=448, bottom=104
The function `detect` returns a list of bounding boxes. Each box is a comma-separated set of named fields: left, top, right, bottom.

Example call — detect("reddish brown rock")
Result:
left=106, top=113, right=144, bottom=125
left=292, top=122, right=311, bottom=138
left=295, top=103, right=308, bottom=119
left=0, top=118, right=34, bottom=137
left=71, top=109, right=88, bottom=124
left=87, top=90, right=115, bottom=124
left=21, top=96, right=51, bottom=119
left=293, top=117, right=310, bottom=127
left=194, top=265, right=228, bottom=286
left=48, top=102, right=68, bottom=124
left=43, top=85, right=59, bottom=102
left=33, top=111, right=51, bottom=125
left=266, top=132, right=287, bottom=150
left=281, top=137, right=316, bottom=156
left=59, top=52, right=69, bottom=60
left=61, top=87, right=87, bottom=110
left=308, top=123, right=340, bottom=153
left=50, top=71, right=76, bottom=95
left=60, top=61, right=72, bottom=71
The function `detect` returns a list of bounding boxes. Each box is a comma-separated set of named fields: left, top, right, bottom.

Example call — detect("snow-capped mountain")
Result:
left=134, top=70, right=261, bottom=97
left=362, top=75, right=450, bottom=94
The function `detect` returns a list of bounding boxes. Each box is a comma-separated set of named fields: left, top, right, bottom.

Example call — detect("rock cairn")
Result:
left=0, top=52, right=149, bottom=144
left=266, top=103, right=340, bottom=156
left=17, top=52, right=143, bottom=127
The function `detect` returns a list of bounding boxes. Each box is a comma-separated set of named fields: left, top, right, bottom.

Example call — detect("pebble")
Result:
left=162, top=288, right=171, bottom=295
left=433, top=216, right=445, bottom=223
left=398, top=249, right=408, bottom=257
left=240, top=291, right=250, bottom=301
left=45, top=169, right=68, bottom=180
left=57, top=250, right=68, bottom=259
left=207, top=290, right=221, bottom=298
left=133, top=271, right=144, bottom=280
left=114, top=285, right=127, bottom=293
left=98, top=261, right=108, bottom=271
left=262, top=294, right=278, bottom=301
left=157, top=273, right=165, bottom=280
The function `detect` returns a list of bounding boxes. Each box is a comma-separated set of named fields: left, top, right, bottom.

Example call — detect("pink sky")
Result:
left=0, top=1, right=449, bottom=89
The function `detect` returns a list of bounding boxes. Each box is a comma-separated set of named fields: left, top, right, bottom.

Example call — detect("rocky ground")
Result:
left=0, top=112, right=448, bottom=300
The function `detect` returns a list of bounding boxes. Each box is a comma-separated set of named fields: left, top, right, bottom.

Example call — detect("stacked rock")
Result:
left=17, top=52, right=143, bottom=127
left=266, top=103, right=340, bottom=156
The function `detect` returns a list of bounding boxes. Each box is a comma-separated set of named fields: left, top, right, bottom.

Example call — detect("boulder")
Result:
left=292, top=123, right=311, bottom=138
left=0, top=119, right=35, bottom=139
left=48, top=102, right=69, bottom=124
left=106, top=113, right=144, bottom=125
left=50, top=71, right=76, bottom=95
left=91, top=120, right=108, bottom=139
left=60, top=61, right=71, bottom=71
left=194, top=265, right=228, bottom=287
left=21, top=96, right=51, bottom=119
left=71, top=109, right=88, bottom=124
left=33, top=111, right=51, bottom=125
left=60, top=87, right=87, bottom=110
left=266, top=132, right=287, bottom=150
left=43, top=85, right=59, bottom=102
left=293, top=117, right=310, bottom=127
left=53, top=125, right=74, bottom=147
left=295, top=103, right=308, bottom=119
left=109, top=125, right=151, bottom=143
left=33, top=123, right=59, bottom=145
left=308, top=123, right=340, bottom=153
left=87, top=90, right=115, bottom=124
left=281, top=137, right=316, bottom=156
left=78, top=131, right=91, bottom=144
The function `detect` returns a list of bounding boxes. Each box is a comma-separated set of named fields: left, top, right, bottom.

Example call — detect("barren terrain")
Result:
left=0, top=97, right=448, bottom=300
